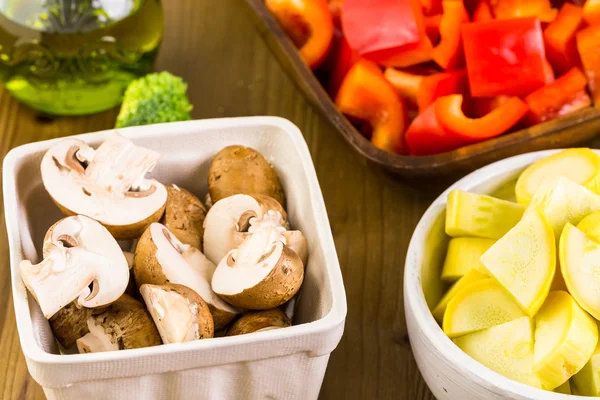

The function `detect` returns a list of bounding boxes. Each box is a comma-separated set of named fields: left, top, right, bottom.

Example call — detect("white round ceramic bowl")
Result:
left=404, top=149, right=599, bottom=400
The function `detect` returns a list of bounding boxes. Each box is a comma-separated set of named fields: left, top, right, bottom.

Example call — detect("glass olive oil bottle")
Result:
left=0, top=0, right=163, bottom=115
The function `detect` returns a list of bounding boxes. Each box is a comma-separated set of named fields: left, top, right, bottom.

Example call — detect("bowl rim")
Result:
left=3, top=117, right=347, bottom=378
left=404, top=148, right=598, bottom=399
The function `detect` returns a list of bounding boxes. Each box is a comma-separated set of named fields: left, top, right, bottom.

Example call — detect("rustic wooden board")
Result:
left=6, top=0, right=597, bottom=399
left=245, top=0, right=600, bottom=179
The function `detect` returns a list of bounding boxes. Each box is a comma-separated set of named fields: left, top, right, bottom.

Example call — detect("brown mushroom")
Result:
left=226, top=309, right=291, bottom=336
left=160, top=184, right=206, bottom=250
left=208, top=145, right=285, bottom=206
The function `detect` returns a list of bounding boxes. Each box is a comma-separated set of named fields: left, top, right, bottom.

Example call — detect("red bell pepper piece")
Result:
left=524, top=67, right=590, bottom=123
left=266, top=0, right=334, bottom=69
left=363, top=4, right=434, bottom=67
left=473, top=1, right=494, bottom=22
left=577, top=24, right=600, bottom=104
left=432, top=1, right=470, bottom=70
left=342, top=0, right=421, bottom=55
left=335, top=60, right=409, bottom=154
left=544, top=3, right=584, bottom=75
left=420, top=0, right=443, bottom=16
left=584, top=0, right=600, bottom=25
left=416, top=70, right=469, bottom=113
left=327, top=35, right=360, bottom=96
left=384, top=68, right=424, bottom=106
left=435, top=94, right=529, bottom=140
left=469, top=96, right=511, bottom=117
left=462, top=18, right=552, bottom=97
left=425, top=14, right=442, bottom=44
left=406, top=103, right=471, bottom=155
left=490, top=0, right=557, bottom=22
left=328, top=0, right=343, bottom=28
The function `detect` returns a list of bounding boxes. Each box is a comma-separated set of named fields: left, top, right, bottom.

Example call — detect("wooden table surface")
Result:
left=0, top=0, right=438, bottom=399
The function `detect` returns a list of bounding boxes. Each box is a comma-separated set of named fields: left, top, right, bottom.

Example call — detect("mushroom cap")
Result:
left=203, top=194, right=289, bottom=265
left=134, top=223, right=240, bottom=329
left=77, top=294, right=161, bottom=352
left=212, top=228, right=304, bottom=310
left=226, top=308, right=291, bottom=336
left=208, top=145, right=285, bottom=206
left=141, top=283, right=214, bottom=343
left=160, top=184, right=206, bottom=250
left=19, top=215, right=130, bottom=318
left=41, top=134, right=167, bottom=240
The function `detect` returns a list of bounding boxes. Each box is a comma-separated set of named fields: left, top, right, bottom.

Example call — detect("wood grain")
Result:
left=245, top=0, right=600, bottom=180
left=0, top=0, right=438, bottom=399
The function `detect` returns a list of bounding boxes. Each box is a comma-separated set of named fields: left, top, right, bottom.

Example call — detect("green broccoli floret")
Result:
left=115, top=71, right=193, bottom=128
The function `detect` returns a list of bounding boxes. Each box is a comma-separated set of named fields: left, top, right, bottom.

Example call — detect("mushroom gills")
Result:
left=203, top=194, right=288, bottom=265
left=141, top=283, right=214, bottom=343
left=41, top=133, right=168, bottom=239
left=19, top=215, right=130, bottom=318
left=77, top=318, right=120, bottom=353
left=212, top=227, right=305, bottom=310
left=134, top=223, right=240, bottom=329
left=75, top=294, right=161, bottom=352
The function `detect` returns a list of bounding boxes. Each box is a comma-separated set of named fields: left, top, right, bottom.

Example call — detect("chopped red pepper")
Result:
left=335, top=60, right=409, bottom=154
left=420, top=0, right=443, bottom=15
left=435, top=94, right=529, bottom=140
left=406, top=103, right=470, bottom=155
left=361, top=1, right=434, bottom=67
left=583, top=0, right=600, bottom=25
left=544, top=3, right=584, bottom=75
left=266, top=0, right=334, bottom=69
left=470, top=96, right=512, bottom=118
left=473, top=0, right=494, bottom=22
left=524, top=67, right=590, bottom=123
left=416, top=70, right=469, bottom=113
left=425, top=14, right=443, bottom=44
left=432, top=1, right=470, bottom=70
left=462, top=18, right=552, bottom=97
left=328, top=0, right=344, bottom=28
left=490, top=0, right=557, bottom=22
left=327, top=35, right=360, bottom=96
left=577, top=24, right=600, bottom=104
left=342, top=0, right=421, bottom=55
left=384, top=68, right=424, bottom=105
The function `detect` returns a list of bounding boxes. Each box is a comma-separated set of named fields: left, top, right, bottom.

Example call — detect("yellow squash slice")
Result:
left=445, top=190, right=525, bottom=239
left=443, top=278, right=526, bottom=338
left=573, top=334, right=600, bottom=396
left=453, top=316, right=541, bottom=388
left=440, top=237, right=496, bottom=282
left=554, top=380, right=571, bottom=394
left=515, top=148, right=600, bottom=205
left=560, top=223, right=600, bottom=320
left=528, top=177, right=600, bottom=241
left=480, top=209, right=555, bottom=316
left=432, top=269, right=488, bottom=323
left=577, top=210, right=600, bottom=243
left=533, top=291, right=598, bottom=390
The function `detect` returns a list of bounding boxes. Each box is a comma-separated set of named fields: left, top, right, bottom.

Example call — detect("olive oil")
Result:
left=0, top=0, right=163, bottom=115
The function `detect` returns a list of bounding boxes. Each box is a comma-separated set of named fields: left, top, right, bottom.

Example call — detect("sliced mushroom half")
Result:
left=134, top=223, right=240, bottom=329
left=226, top=308, right=292, bottom=336
left=41, top=133, right=167, bottom=240
left=141, top=283, right=214, bottom=343
left=19, top=215, right=130, bottom=319
left=76, top=294, right=161, bottom=353
left=212, top=227, right=304, bottom=310
left=203, top=194, right=289, bottom=265
left=49, top=301, right=94, bottom=348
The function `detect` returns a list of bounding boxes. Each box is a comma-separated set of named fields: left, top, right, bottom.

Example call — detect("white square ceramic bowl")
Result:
left=3, top=117, right=347, bottom=400
left=403, top=149, right=596, bottom=400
